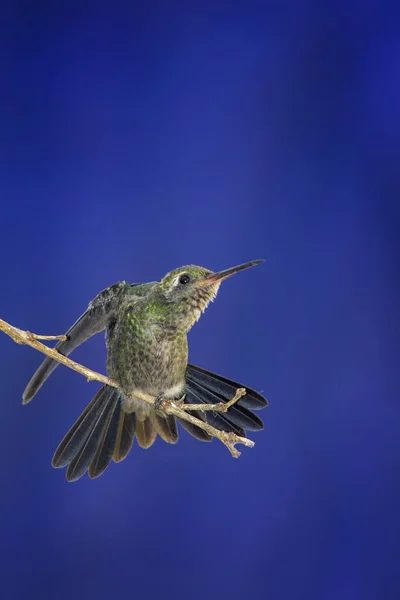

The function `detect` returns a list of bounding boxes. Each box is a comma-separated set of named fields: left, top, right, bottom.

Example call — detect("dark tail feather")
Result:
left=152, top=414, right=179, bottom=444
left=135, top=417, right=157, bottom=449
left=52, top=385, right=121, bottom=481
left=113, top=411, right=136, bottom=463
left=185, top=365, right=267, bottom=436
left=88, top=398, right=121, bottom=479
left=186, top=364, right=267, bottom=410
left=186, top=380, right=263, bottom=433
left=185, top=385, right=246, bottom=437
left=52, top=386, right=111, bottom=469
left=177, top=409, right=212, bottom=442
left=65, top=389, right=120, bottom=482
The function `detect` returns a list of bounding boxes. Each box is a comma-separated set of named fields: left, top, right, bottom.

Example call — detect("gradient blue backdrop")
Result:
left=0, top=3, right=398, bottom=600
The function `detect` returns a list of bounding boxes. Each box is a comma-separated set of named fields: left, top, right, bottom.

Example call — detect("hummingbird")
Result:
left=23, top=260, right=267, bottom=482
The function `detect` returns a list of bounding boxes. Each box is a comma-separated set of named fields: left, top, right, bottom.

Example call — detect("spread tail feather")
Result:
left=52, top=385, right=122, bottom=482
left=152, top=413, right=179, bottom=444
left=184, top=365, right=267, bottom=436
left=51, top=365, right=267, bottom=481
left=135, top=417, right=157, bottom=449
left=52, top=386, right=113, bottom=470
left=113, top=410, right=135, bottom=463
left=177, top=409, right=212, bottom=442
left=88, top=398, right=121, bottom=479
left=186, top=364, right=267, bottom=410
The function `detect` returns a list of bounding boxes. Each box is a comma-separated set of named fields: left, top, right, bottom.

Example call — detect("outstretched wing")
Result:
left=23, top=282, right=131, bottom=404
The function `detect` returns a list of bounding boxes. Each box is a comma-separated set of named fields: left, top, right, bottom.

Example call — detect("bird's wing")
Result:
left=23, top=282, right=135, bottom=404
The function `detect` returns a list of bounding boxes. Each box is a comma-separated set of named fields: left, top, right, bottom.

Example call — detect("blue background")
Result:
left=0, top=3, right=398, bottom=599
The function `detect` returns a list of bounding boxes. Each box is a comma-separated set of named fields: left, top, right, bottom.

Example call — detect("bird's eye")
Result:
left=179, top=274, right=190, bottom=285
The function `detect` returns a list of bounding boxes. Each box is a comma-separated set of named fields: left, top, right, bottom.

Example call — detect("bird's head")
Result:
left=159, top=260, right=264, bottom=331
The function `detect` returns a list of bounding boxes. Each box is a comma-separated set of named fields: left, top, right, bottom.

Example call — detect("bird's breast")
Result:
left=107, top=314, right=188, bottom=398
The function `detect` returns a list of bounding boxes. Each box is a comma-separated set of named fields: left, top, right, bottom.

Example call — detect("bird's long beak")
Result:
left=199, top=259, right=264, bottom=286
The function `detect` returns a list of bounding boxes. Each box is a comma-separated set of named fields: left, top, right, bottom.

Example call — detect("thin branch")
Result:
left=27, top=333, right=68, bottom=341
left=0, top=317, right=254, bottom=457
left=173, top=387, right=247, bottom=413
left=0, top=319, right=119, bottom=388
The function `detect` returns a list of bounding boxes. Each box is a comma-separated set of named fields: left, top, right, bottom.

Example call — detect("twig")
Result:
left=0, top=317, right=254, bottom=457
left=0, top=319, right=119, bottom=388
left=167, top=403, right=253, bottom=457
left=173, top=387, right=247, bottom=413
left=27, top=332, right=68, bottom=342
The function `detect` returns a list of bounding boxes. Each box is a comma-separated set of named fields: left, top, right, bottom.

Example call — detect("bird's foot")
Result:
left=153, top=396, right=168, bottom=412
left=153, top=395, right=185, bottom=413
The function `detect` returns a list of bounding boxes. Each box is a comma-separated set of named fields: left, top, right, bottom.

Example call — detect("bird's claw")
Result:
left=153, top=395, right=185, bottom=413
left=154, top=396, right=168, bottom=412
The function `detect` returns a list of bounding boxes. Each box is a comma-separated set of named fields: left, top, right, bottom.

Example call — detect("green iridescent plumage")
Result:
left=106, top=265, right=220, bottom=402
left=23, top=260, right=267, bottom=481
